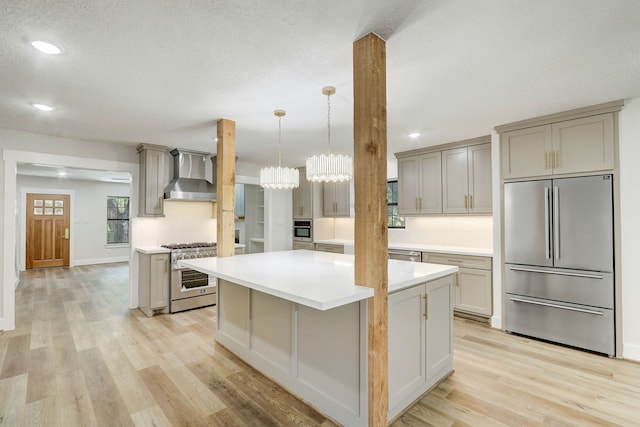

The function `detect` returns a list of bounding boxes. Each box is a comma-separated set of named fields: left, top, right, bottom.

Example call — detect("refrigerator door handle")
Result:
left=544, top=187, right=550, bottom=260
left=509, top=297, right=604, bottom=316
left=553, top=186, right=560, bottom=260
left=508, top=266, right=604, bottom=279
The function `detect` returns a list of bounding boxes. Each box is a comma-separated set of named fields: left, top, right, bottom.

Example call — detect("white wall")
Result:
left=619, top=97, right=640, bottom=361
left=17, top=175, right=130, bottom=267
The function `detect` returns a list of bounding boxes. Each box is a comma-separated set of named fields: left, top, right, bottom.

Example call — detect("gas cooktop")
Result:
left=161, top=242, right=217, bottom=250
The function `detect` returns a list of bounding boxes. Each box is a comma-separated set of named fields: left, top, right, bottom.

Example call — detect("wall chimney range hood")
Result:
left=164, top=148, right=217, bottom=201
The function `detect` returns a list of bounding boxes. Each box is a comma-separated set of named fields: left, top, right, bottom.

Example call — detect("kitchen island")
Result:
left=180, top=250, right=458, bottom=426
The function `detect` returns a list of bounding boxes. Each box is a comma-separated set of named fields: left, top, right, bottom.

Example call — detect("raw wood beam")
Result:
left=216, top=118, right=236, bottom=257
left=353, top=32, right=388, bottom=426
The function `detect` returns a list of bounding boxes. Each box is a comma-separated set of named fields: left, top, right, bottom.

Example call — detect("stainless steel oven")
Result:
left=293, top=219, right=313, bottom=241
left=161, top=242, right=218, bottom=313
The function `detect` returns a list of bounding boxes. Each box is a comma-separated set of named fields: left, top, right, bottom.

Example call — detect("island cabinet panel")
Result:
left=297, top=304, right=362, bottom=414
left=388, top=285, right=425, bottom=408
left=217, top=280, right=250, bottom=349
left=388, top=275, right=454, bottom=420
left=250, top=292, right=292, bottom=374
left=215, top=279, right=369, bottom=427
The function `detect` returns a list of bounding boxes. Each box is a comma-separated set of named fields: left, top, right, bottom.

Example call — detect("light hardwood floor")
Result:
left=1, top=263, right=639, bottom=426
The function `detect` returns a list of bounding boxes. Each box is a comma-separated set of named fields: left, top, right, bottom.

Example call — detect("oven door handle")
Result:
left=173, top=264, right=192, bottom=271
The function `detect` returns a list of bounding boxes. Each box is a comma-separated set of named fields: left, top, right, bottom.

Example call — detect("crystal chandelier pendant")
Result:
left=305, top=86, right=353, bottom=183
left=260, top=110, right=300, bottom=189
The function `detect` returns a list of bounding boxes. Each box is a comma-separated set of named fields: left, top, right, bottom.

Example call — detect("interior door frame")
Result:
left=2, top=149, right=139, bottom=332
left=21, top=188, right=75, bottom=271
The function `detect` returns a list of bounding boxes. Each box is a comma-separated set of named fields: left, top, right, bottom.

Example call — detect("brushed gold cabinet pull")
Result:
left=554, top=150, right=558, bottom=168
left=469, top=194, right=473, bottom=209
left=545, top=151, right=550, bottom=169
left=419, top=197, right=422, bottom=210
left=424, top=294, right=429, bottom=319
left=464, top=194, right=468, bottom=209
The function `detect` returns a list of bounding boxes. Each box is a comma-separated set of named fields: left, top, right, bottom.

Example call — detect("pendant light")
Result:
left=306, top=86, right=353, bottom=182
left=260, top=110, right=300, bottom=189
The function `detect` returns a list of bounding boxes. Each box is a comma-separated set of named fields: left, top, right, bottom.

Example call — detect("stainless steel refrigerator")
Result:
left=504, top=174, right=615, bottom=356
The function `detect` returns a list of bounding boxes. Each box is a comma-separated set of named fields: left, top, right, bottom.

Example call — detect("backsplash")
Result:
left=331, top=216, right=493, bottom=249
left=132, top=201, right=216, bottom=246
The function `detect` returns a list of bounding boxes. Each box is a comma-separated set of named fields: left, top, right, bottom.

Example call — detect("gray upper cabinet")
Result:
left=443, top=144, right=492, bottom=214
left=398, top=152, right=442, bottom=215
left=137, top=143, right=167, bottom=217
left=323, top=181, right=350, bottom=217
left=442, top=147, right=468, bottom=214
left=397, top=137, right=491, bottom=216
left=501, top=113, right=614, bottom=179
left=293, top=167, right=314, bottom=219
left=468, top=143, right=492, bottom=214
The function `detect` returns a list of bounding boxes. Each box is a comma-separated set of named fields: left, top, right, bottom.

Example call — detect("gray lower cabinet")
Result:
left=422, top=252, right=492, bottom=317
left=138, top=252, right=169, bottom=317
left=293, top=241, right=315, bottom=250
left=315, top=243, right=344, bottom=254
left=388, top=275, right=453, bottom=419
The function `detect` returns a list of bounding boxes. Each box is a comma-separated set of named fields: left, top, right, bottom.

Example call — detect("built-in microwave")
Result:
left=293, top=219, right=313, bottom=241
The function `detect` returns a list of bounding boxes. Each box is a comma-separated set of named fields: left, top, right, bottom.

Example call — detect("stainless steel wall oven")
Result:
left=293, top=219, right=313, bottom=241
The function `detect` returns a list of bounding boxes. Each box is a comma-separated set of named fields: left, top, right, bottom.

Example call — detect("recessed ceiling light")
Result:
left=31, top=103, right=55, bottom=112
left=31, top=40, right=62, bottom=55
left=408, top=132, right=421, bottom=138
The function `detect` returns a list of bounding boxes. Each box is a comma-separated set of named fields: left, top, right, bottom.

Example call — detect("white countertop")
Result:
left=179, top=250, right=457, bottom=311
left=135, top=246, right=171, bottom=254
left=313, top=239, right=493, bottom=257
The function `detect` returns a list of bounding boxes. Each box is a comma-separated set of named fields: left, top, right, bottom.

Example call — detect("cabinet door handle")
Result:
left=545, top=151, right=550, bottom=169
left=419, top=197, right=422, bottom=210
left=469, top=194, right=473, bottom=209
left=464, top=194, right=468, bottom=209
left=423, top=294, right=429, bottom=320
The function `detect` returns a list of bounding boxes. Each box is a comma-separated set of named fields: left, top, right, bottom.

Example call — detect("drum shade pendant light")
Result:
left=306, top=86, right=353, bottom=182
left=260, top=110, right=300, bottom=189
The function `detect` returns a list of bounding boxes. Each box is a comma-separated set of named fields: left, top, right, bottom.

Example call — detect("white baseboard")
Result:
left=72, top=257, right=129, bottom=266
left=490, top=315, right=502, bottom=329
left=0, top=317, right=15, bottom=331
left=623, top=342, right=640, bottom=362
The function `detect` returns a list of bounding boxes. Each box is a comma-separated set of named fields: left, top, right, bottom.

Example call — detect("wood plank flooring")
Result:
left=2, top=263, right=639, bottom=426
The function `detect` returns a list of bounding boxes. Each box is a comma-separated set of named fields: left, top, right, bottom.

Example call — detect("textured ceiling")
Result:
left=2, top=0, right=640, bottom=172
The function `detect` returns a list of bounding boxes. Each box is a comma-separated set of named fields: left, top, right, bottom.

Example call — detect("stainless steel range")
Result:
left=161, top=242, right=217, bottom=313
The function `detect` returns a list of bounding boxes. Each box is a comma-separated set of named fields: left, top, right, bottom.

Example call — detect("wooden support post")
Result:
left=353, top=33, right=388, bottom=426
left=216, top=118, right=236, bottom=257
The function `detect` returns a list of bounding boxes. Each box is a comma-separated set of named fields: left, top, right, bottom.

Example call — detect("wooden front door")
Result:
left=26, top=193, right=71, bottom=269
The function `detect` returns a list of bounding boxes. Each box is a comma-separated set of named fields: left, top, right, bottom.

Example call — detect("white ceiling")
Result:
left=2, top=0, right=640, bottom=173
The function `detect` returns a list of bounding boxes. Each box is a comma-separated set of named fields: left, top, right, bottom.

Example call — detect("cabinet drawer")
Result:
left=315, top=243, right=344, bottom=254
left=422, top=252, right=491, bottom=270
